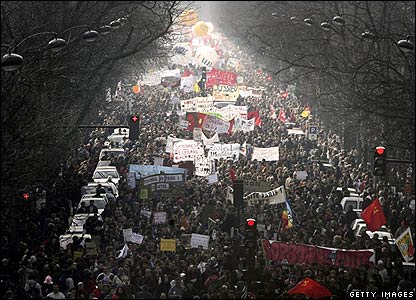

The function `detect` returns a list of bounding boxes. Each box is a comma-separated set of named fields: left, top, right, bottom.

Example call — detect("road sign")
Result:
left=308, top=125, right=318, bottom=141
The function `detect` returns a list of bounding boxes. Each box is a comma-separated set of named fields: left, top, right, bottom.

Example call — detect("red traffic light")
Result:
left=376, top=146, right=385, bottom=155
left=23, top=193, right=30, bottom=200
left=246, top=218, right=256, bottom=227
left=131, top=115, right=139, bottom=122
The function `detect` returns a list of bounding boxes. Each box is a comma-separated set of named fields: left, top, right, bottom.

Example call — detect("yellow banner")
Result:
left=160, top=239, right=176, bottom=252
left=213, top=85, right=239, bottom=101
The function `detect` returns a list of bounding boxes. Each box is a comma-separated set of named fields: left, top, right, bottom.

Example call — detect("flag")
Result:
left=186, top=112, right=207, bottom=131
left=230, top=168, right=236, bottom=182
left=360, top=198, right=387, bottom=232
left=281, top=199, right=294, bottom=230
left=278, top=108, right=286, bottom=122
left=300, top=107, right=311, bottom=118
left=287, top=277, right=332, bottom=299
left=227, top=118, right=235, bottom=135
left=248, top=111, right=262, bottom=127
left=395, top=227, right=414, bottom=262
left=117, top=243, right=129, bottom=259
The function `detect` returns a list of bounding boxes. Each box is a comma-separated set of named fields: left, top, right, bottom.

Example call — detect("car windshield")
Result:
left=346, top=201, right=358, bottom=209
left=85, top=186, right=112, bottom=194
left=84, top=200, right=106, bottom=209
left=93, top=170, right=119, bottom=179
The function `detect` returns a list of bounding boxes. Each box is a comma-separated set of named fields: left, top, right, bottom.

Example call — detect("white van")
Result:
left=341, top=196, right=364, bottom=214
left=99, top=148, right=125, bottom=161
left=92, top=166, right=120, bottom=185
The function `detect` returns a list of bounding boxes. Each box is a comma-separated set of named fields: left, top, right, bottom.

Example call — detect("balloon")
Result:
left=205, top=22, right=214, bottom=34
left=171, top=43, right=193, bottom=65
left=193, top=21, right=209, bottom=37
left=194, top=46, right=218, bottom=68
left=179, top=9, right=199, bottom=26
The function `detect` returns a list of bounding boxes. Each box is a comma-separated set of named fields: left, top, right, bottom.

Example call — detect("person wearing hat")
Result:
left=42, top=275, right=54, bottom=296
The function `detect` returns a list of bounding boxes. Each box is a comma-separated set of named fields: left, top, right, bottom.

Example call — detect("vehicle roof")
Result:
left=81, top=194, right=108, bottom=201
left=341, top=196, right=363, bottom=201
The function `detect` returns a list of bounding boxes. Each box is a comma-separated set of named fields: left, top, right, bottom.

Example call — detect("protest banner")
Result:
left=287, top=128, right=305, bottom=135
left=127, top=172, right=136, bottom=189
left=234, top=117, right=255, bottom=132
left=262, top=240, right=375, bottom=269
left=206, top=68, right=237, bottom=88
left=244, top=180, right=272, bottom=193
left=252, top=146, right=280, bottom=161
left=213, top=85, right=240, bottom=101
left=202, top=115, right=232, bottom=134
left=208, top=173, right=218, bottom=184
left=193, top=128, right=202, bottom=141
left=160, top=239, right=176, bottom=252
left=123, top=228, right=133, bottom=242
left=140, top=209, right=152, bottom=219
left=180, top=75, right=195, bottom=92
left=191, top=234, right=210, bottom=249
left=214, top=104, right=248, bottom=121
left=208, top=143, right=240, bottom=161
left=395, top=227, right=414, bottom=262
left=153, top=212, right=168, bottom=224
left=130, top=233, right=144, bottom=244
left=173, top=140, right=204, bottom=162
left=201, top=132, right=220, bottom=147
left=195, top=155, right=213, bottom=177
left=244, top=186, right=286, bottom=206
left=129, top=164, right=186, bottom=178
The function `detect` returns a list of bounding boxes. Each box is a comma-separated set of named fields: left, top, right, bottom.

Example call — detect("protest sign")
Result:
left=252, top=146, right=279, bottom=161
left=208, top=173, right=218, bottom=184
left=160, top=239, right=176, bottom=252
left=195, top=155, right=213, bottom=177
left=173, top=140, right=204, bottom=162
left=395, top=228, right=414, bottom=262
left=262, top=240, right=375, bottom=269
left=153, top=212, right=168, bottom=224
left=208, top=143, right=240, bottom=161
left=127, top=172, right=136, bottom=189
left=202, top=115, right=232, bottom=134
left=295, top=171, right=308, bottom=180
left=213, top=85, right=239, bottom=101
left=140, top=209, right=152, bottom=219
left=244, top=186, right=286, bottom=206
left=123, top=228, right=133, bottom=242
left=191, top=234, right=210, bottom=249
left=130, top=233, right=144, bottom=244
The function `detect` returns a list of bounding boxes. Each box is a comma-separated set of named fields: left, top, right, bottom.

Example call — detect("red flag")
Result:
left=278, top=108, right=286, bottom=122
left=248, top=110, right=262, bottom=127
left=186, top=112, right=207, bottom=131
left=227, top=118, right=235, bottom=135
left=360, top=198, right=387, bottom=232
left=287, top=277, right=332, bottom=299
left=229, top=168, right=236, bottom=182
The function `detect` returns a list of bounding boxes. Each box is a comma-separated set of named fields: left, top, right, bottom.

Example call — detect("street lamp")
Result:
left=332, top=15, right=345, bottom=26
left=99, top=25, right=112, bottom=35
left=48, top=36, right=67, bottom=52
left=83, top=30, right=99, bottom=42
left=320, top=21, right=331, bottom=31
left=304, top=18, right=313, bottom=26
left=1, top=47, right=23, bottom=72
left=110, top=19, right=122, bottom=29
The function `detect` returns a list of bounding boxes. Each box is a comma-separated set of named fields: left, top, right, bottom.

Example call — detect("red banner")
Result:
left=263, top=240, right=375, bottom=269
left=206, top=68, right=237, bottom=88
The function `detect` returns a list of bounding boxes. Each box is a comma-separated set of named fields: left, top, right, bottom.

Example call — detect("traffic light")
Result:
left=128, top=115, right=140, bottom=141
left=233, top=179, right=244, bottom=208
left=373, top=146, right=387, bottom=176
left=244, top=218, right=257, bottom=269
left=201, top=67, right=207, bottom=97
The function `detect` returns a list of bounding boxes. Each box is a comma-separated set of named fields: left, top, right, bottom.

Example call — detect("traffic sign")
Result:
left=308, top=125, right=318, bottom=141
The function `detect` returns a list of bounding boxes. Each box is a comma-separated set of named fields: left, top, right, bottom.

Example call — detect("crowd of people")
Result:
left=1, top=35, right=415, bottom=300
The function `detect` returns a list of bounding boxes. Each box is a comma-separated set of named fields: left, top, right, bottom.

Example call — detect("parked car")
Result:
left=92, top=166, right=120, bottom=185
left=351, top=218, right=366, bottom=230
left=341, top=196, right=364, bottom=215
left=77, top=194, right=108, bottom=214
left=99, top=147, right=126, bottom=161
left=365, top=230, right=395, bottom=245
left=83, top=182, right=119, bottom=199
left=71, top=213, right=103, bottom=227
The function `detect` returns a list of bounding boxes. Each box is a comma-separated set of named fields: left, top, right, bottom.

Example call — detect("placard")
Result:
left=153, top=212, right=167, bottom=224
left=244, top=186, right=286, bottom=206
left=123, top=228, right=133, bottom=242
left=191, top=234, right=210, bottom=249
left=160, top=239, right=176, bottom=252
left=173, top=140, right=204, bottom=162
left=195, top=155, right=213, bottom=177
left=208, top=143, right=240, bottom=161
left=208, top=173, right=218, bottom=184
left=130, top=233, right=144, bottom=244
left=140, top=209, right=152, bottom=219
left=252, top=146, right=279, bottom=161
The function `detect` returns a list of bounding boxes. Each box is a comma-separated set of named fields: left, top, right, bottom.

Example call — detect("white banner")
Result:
left=234, top=117, right=255, bottom=133
left=180, top=75, right=196, bottom=92
left=287, top=128, right=305, bottom=135
left=180, top=96, right=215, bottom=112
left=191, top=233, right=210, bottom=249
left=166, top=136, right=184, bottom=153
left=252, top=146, right=279, bottom=161
left=295, top=171, right=308, bottom=180
left=195, top=155, right=213, bottom=177
left=214, top=105, right=247, bottom=121
left=208, top=173, right=219, bottom=184
left=208, top=143, right=240, bottom=161
left=161, top=69, right=181, bottom=79
left=202, top=115, right=230, bottom=134
left=153, top=212, right=167, bottom=224
left=244, top=186, right=286, bottom=206
left=193, top=128, right=202, bottom=141
left=130, top=233, right=144, bottom=244
left=201, top=132, right=220, bottom=147
left=123, top=228, right=133, bottom=242
left=173, top=140, right=204, bottom=162
left=140, top=209, right=152, bottom=218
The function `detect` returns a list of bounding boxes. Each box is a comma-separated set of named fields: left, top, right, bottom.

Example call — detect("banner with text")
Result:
left=252, top=146, right=280, bottom=161
left=244, top=186, right=286, bottom=206
left=263, top=240, right=375, bottom=269
left=208, top=143, right=240, bottom=161
left=173, top=140, right=204, bottom=162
